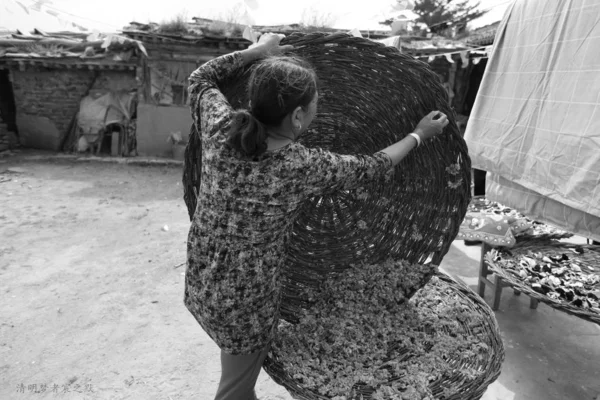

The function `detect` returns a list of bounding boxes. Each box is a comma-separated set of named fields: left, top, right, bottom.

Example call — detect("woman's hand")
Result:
left=241, top=33, right=294, bottom=65
left=414, top=111, right=449, bottom=141
left=250, top=33, right=294, bottom=56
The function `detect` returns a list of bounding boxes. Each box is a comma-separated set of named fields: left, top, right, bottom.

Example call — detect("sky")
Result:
left=1, top=0, right=513, bottom=34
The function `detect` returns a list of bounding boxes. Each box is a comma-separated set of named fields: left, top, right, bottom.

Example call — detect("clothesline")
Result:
left=412, top=45, right=491, bottom=59
left=365, top=32, right=492, bottom=65
left=409, top=45, right=492, bottom=66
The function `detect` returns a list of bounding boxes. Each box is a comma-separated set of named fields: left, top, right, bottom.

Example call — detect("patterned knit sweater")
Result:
left=184, top=52, right=393, bottom=355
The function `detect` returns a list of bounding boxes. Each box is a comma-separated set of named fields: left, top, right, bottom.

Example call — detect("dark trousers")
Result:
left=214, top=345, right=270, bottom=400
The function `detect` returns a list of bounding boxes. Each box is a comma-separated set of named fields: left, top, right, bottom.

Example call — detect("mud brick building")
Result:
left=0, top=32, right=143, bottom=154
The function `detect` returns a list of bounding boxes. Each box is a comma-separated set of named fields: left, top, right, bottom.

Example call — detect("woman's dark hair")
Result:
left=226, top=56, right=318, bottom=157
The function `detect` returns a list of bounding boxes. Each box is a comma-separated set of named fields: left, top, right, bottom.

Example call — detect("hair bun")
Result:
left=234, top=109, right=251, bottom=124
left=226, top=110, right=268, bottom=157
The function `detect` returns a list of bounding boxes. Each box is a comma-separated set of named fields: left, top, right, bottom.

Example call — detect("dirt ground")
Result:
left=0, top=155, right=293, bottom=400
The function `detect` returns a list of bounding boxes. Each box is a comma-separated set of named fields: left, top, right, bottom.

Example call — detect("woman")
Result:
left=185, top=34, right=449, bottom=400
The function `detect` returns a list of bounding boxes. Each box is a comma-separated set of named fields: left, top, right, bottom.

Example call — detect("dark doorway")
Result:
left=0, top=69, right=18, bottom=135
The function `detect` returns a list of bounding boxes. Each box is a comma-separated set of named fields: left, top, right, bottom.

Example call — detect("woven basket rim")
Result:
left=264, top=272, right=505, bottom=400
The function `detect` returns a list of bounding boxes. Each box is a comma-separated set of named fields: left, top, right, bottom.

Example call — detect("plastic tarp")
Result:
left=464, top=0, right=600, bottom=241
left=77, top=92, right=134, bottom=137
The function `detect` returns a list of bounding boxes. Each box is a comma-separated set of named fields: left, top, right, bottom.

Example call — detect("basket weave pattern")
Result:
left=183, top=33, right=472, bottom=314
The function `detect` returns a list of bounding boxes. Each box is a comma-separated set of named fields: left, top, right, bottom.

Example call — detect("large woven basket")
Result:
left=486, top=242, right=600, bottom=325
left=264, top=273, right=505, bottom=400
left=183, top=32, right=472, bottom=317
left=183, top=32, right=481, bottom=397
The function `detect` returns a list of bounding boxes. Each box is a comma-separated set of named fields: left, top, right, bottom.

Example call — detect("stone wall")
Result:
left=10, top=67, right=136, bottom=150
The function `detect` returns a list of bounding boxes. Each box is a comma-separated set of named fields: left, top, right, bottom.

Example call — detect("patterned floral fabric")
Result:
left=184, top=52, right=394, bottom=355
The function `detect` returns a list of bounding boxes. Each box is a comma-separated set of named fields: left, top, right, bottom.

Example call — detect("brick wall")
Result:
left=10, top=67, right=136, bottom=150
left=92, top=71, right=138, bottom=93
left=12, top=69, right=95, bottom=145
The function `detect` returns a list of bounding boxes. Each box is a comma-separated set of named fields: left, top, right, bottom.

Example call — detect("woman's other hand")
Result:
left=414, top=111, right=449, bottom=141
left=380, top=110, right=450, bottom=166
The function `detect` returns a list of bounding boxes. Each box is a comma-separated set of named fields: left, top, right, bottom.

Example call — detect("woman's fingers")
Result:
left=271, top=44, right=294, bottom=55
left=254, top=33, right=294, bottom=55
left=439, top=117, right=449, bottom=129
left=422, top=111, right=450, bottom=135
left=259, top=32, right=279, bottom=41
